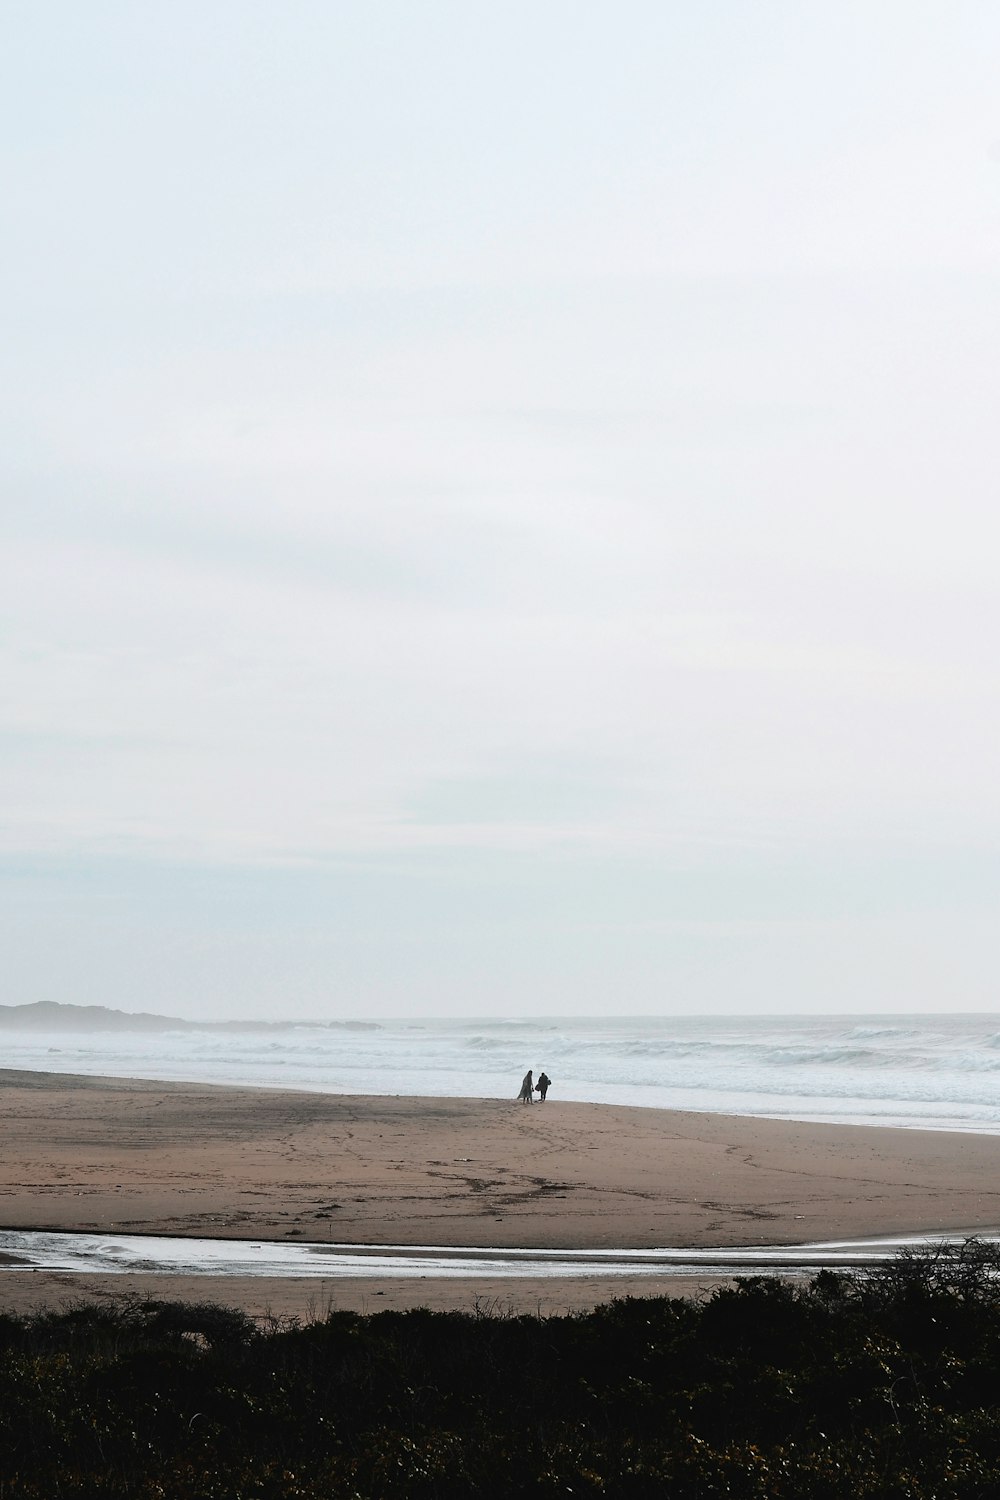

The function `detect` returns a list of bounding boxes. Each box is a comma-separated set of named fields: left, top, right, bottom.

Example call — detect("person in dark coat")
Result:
left=536, top=1071, right=551, bottom=1102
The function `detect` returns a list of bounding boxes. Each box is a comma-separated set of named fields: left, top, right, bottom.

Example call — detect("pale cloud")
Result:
left=2, top=2, right=999, bottom=1015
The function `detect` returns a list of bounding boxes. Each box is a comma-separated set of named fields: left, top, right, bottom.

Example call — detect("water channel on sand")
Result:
left=2, top=1229, right=998, bottom=1282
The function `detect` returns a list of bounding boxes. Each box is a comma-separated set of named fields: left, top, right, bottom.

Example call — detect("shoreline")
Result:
left=2, top=1066, right=999, bottom=1319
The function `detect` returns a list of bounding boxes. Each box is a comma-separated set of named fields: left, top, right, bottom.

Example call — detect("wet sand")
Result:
left=2, top=1068, right=998, bottom=1319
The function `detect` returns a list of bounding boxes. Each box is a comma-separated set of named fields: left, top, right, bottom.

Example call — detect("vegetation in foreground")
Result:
left=2, top=1241, right=1000, bottom=1497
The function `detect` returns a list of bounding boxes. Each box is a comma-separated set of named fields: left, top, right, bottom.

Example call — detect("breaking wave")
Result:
left=3, top=1012, right=1000, bottom=1133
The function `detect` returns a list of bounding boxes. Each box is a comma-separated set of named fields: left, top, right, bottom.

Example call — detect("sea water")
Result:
left=5, top=1013, right=1000, bottom=1134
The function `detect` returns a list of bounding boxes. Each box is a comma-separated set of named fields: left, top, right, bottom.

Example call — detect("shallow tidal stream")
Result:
left=3, top=1228, right=997, bottom=1282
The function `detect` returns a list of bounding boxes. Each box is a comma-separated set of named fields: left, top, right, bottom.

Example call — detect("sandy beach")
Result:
left=2, top=1068, right=999, bottom=1319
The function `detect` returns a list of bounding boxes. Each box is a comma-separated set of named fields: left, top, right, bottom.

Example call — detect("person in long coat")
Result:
left=517, top=1069, right=534, bottom=1103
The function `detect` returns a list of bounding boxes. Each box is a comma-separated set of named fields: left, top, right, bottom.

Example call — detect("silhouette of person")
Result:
left=517, top=1069, right=534, bottom=1103
left=536, top=1071, right=551, bottom=1102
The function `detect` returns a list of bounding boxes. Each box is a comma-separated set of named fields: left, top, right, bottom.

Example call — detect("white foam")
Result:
left=4, top=1013, right=1000, bottom=1133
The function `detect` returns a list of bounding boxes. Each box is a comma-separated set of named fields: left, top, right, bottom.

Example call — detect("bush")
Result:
left=2, top=1245, right=1000, bottom=1496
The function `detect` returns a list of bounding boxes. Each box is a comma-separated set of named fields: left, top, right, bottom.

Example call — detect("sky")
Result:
left=3, top=2, right=999, bottom=1021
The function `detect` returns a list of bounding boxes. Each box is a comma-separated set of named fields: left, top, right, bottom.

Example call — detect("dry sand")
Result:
left=1, top=1068, right=998, bottom=1320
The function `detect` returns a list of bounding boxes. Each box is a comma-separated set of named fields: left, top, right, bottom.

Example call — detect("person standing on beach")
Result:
left=517, top=1070, right=534, bottom=1103
left=536, top=1071, right=551, bottom=1101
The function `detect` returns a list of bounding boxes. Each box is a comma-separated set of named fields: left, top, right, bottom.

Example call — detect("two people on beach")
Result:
left=517, top=1070, right=551, bottom=1103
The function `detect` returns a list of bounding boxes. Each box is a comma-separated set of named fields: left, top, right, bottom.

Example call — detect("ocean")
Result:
left=5, top=1012, right=1000, bottom=1134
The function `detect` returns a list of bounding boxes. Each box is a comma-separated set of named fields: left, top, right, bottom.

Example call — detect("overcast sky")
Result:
left=3, top=2, right=999, bottom=1020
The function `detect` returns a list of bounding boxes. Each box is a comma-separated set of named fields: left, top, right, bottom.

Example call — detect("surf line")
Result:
left=3, top=1229, right=998, bottom=1281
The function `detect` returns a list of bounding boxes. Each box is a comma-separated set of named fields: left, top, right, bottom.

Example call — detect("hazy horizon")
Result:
left=3, top=4, right=999, bottom=1022
left=2, top=998, right=994, bottom=1026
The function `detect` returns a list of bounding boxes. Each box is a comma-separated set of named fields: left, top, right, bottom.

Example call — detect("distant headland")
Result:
left=0, top=1002, right=379, bottom=1033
